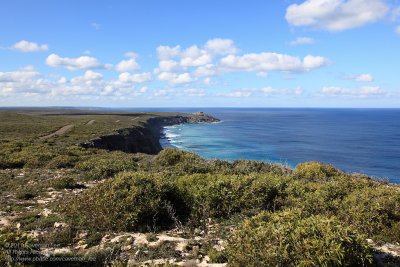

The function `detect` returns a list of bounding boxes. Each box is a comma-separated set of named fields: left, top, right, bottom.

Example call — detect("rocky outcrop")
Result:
left=80, top=113, right=219, bottom=154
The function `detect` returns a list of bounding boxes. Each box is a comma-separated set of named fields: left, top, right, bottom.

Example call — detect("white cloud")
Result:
left=119, top=72, right=152, bottom=83
left=116, top=58, right=140, bottom=72
left=46, top=54, right=110, bottom=71
left=180, top=45, right=212, bottom=67
left=353, top=73, right=374, bottom=82
left=256, top=72, right=268, bottom=77
left=0, top=66, right=39, bottom=82
left=182, top=88, right=206, bottom=97
left=218, top=87, right=304, bottom=98
left=13, top=40, right=48, bottom=52
left=156, top=45, right=181, bottom=60
left=218, top=89, right=254, bottom=98
left=172, top=73, right=192, bottom=84
left=286, top=0, right=389, bottom=31
left=157, top=72, right=192, bottom=84
left=154, top=89, right=173, bottom=97
left=204, top=38, right=238, bottom=55
left=321, top=85, right=386, bottom=97
left=157, top=60, right=180, bottom=72
left=0, top=66, right=150, bottom=100
left=194, top=64, right=217, bottom=77
left=290, top=37, right=316, bottom=46
left=219, top=53, right=328, bottom=73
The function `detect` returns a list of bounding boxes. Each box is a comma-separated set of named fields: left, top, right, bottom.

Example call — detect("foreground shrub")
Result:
left=226, top=209, right=373, bottom=267
left=339, top=186, right=400, bottom=243
left=62, top=172, right=189, bottom=232
left=231, top=160, right=291, bottom=176
left=75, top=151, right=137, bottom=180
left=152, top=148, right=211, bottom=174
left=176, top=173, right=287, bottom=225
left=294, top=162, right=342, bottom=181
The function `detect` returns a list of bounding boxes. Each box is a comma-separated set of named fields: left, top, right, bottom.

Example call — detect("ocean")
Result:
left=157, top=108, right=400, bottom=183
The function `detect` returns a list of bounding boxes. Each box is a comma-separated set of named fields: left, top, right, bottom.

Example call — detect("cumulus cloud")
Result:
left=290, top=37, right=316, bottom=46
left=286, top=0, right=389, bottom=31
left=219, top=53, right=328, bottom=73
left=13, top=40, right=48, bottom=52
left=115, top=52, right=141, bottom=72
left=180, top=46, right=212, bottom=67
left=119, top=72, right=152, bottom=83
left=116, top=59, right=140, bottom=72
left=0, top=66, right=51, bottom=95
left=156, top=45, right=181, bottom=60
left=154, top=38, right=328, bottom=88
left=0, top=66, right=39, bottom=82
left=321, top=85, right=386, bottom=97
left=346, top=73, right=374, bottom=82
left=0, top=66, right=151, bottom=100
left=218, top=87, right=304, bottom=98
left=46, top=54, right=111, bottom=71
left=157, top=72, right=192, bottom=84
left=182, top=88, right=206, bottom=97
left=204, top=38, right=238, bottom=55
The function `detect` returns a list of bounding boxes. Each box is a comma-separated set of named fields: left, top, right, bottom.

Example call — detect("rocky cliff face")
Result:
left=80, top=113, right=219, bottom=154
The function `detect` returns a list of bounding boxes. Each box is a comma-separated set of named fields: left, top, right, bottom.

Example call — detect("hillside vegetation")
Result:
left=0, top=110, right=399, bottom=266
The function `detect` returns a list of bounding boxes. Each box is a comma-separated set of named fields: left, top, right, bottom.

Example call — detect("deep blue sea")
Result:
left=154, top=108, right=400, bottom=183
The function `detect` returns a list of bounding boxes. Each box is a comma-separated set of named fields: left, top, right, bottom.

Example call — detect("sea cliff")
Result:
left=80, top=112, right=219, bottom=154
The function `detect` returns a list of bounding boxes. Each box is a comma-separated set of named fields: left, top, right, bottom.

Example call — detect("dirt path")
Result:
left=40, top=125, right=74, bottom=140
left=86, top=120, right=95, bottom=125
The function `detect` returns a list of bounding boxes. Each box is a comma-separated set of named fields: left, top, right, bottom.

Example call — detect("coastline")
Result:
left=80, top=112, right=220, bottom=154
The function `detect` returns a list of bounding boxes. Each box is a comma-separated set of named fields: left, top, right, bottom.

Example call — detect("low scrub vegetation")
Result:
left=1, top=111, right=399, bottom=266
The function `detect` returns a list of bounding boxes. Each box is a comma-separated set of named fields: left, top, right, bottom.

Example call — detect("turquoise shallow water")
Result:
left=157, top=108, right=400, bottom=183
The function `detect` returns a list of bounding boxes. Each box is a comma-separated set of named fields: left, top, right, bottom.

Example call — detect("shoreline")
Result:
left=80, top=112, right=220, bottom=154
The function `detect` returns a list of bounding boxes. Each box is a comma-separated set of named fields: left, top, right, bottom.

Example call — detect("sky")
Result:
left=1, top=0, right=400, bottom=108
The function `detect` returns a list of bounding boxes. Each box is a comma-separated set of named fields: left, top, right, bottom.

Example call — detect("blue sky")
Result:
left=1, top=0, right=400, bottom=107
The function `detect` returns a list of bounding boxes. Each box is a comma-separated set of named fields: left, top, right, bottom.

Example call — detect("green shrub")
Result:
left=294, top=162, right=342, bottom=181
left=47, top=155, right=79, bottom=169
left=153, top=148, right=211, bottom=174
left=62, top=172, right=189, bottom=232
left=15, top=186, right=38, bottom=200
left=231, top=160, right=291, bottom=176
left=226, top=209, right=373, bottom=267
left=208, top=248, right=227, bottom=263
left=75, top=151, right=137, bottom=180
left=51, top=176, right=81, bottom=190
left=175, top=173, right=286, bottom=225
left=339, top=186, right=400, bottom=243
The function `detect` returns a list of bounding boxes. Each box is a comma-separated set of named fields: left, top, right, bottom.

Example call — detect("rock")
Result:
left=54, top=222, right=68, bottom=228
left=77, top=231, right=88, bottom=239
left=41, top=208, right=52, bottom=217
left=127, top=257, right=137, bottom=266
left=74, top=244, right=88, bottom=250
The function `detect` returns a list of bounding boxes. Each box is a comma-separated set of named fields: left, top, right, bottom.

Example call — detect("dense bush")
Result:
left=152, top=148, right=212, bottom=174
left=62, top=172, right=190, bottom=232
left=294, top=161, right=342, bottom=181
left=175, top=173, right=287, bottom=225
left=75, top=151, right=138, bottom=180
left=339, top=186, right=400, bottom=243
left=226, top=209, right=373, bottom=267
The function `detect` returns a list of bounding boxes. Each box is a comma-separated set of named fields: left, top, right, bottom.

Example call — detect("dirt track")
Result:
left=40, top=125, right=74, bottom=140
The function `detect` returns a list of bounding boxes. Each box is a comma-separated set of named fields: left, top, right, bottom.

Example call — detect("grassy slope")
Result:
left=0, top=110, right=399, bottom=266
